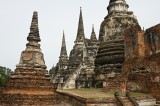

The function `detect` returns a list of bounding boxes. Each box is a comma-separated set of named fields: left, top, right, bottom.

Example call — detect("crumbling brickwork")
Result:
left=94, top=0, right=139, bottom=87
left=123, top=24, right=160, bottom=100
left=145, top=24, right=160, bottom=56
left=124, top=25, right=145, bottom=60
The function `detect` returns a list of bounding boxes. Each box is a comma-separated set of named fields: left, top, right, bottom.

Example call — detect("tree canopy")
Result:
left=0, top=66, right=12, bottom=87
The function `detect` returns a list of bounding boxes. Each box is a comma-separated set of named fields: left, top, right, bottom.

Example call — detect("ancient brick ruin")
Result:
left=94, top=0, right=139, bottom=87
left=123, top=24, right=160, bottom=100
left=0, top=0, right=160, bottom=105
left=50, top=1, right=160, bottom=100
left=124, top=25, right=145, bottom=59
left=50, top=31, right=69, bottom=88
left=0, top=12, right=59, bottom=105
left=50, top=8, right=99, bottom=89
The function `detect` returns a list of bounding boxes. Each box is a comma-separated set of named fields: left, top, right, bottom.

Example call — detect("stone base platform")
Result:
left=56, top=90, right=117, bottom=106
left=0, top=68, right=60, bottom=105
left=0, top=93, right=60, bottom=105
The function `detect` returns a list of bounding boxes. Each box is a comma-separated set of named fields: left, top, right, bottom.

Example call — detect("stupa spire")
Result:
left=27, top=11, right=41, bottom=42
left=16, top=11, right=46, bottom=69
left=90, top=24, right=97, bottom=42
left=60, top=31, right=68, bottom=57
left=58, top=31, right=69, bottom=70
left=75, top=7, right=85, bottom=43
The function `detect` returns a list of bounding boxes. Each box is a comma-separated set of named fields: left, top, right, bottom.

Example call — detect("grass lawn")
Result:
left=129, top=91, right=153, bottom=98
left=57, top=88, right=152, bottom=99
left=58, top=88, right=116, bottom=98
left=57, top=88, right=120, bottom=98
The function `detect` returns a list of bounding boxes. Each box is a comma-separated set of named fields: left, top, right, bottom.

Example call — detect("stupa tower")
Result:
left=0, top=11, right=59, bottom=105
left=90, top=25, right=97, bottom=42
left=74, top=7, right=85, bottom=47
left=95, top=0, right=140, bottom=82
left=58, top=31, right=69, bottom=70
left=99, top=0, right=138, bottom=41
left=16, top=11, right=46, bottom=69
left=68, top=7, right=85, bottom=70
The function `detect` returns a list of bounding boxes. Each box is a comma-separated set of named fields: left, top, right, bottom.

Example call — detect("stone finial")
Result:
left=109, top=0, right=126, bottom=4
left=92, top=24, right=95, bottom=32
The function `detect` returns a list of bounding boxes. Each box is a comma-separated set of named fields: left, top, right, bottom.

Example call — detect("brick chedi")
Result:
left=0, top=11, right=59, bottom=105
left=94, top=0, right=139, bottom=86
left=62, top=7, right=85, bottom=89
left=76, top=25, right=99, bottom=88
left=59, top=31, right=69, bottom=70
left=16, top=12, right=46, bottom=69
left=51, top=31, right=69, bottom=88
left=56, top=8, right=99, bottom=89
left=68, top=7, right=85, bottom=70
left=90, top=25, right=98, bottom=42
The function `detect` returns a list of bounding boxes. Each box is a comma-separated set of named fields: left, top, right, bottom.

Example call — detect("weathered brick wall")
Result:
left=56, top=91, right=118, bottom=106
left=145, top=24, right=160, bottom=56
left=0, top=68, right=58, bottom=105
left=123, top=24, right=160, bottom=100
left=0, top=94, right=60, bottom=105
left=124, top=25, right=145, bottom=60
left=123, top=56, right=160, bottom=100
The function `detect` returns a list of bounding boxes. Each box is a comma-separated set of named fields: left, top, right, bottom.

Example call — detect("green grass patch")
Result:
left=58, top=88, right=153, bottom=99
left=58, top=88, right=115, bottom=98
left=129, top=92, right=152, bottom=97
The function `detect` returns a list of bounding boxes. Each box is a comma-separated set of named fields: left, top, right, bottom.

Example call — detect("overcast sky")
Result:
left=0, top=0, right=160, bottom=70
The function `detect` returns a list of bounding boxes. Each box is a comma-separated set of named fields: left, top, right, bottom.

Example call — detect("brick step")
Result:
left=3, top=89, right=56, bottom=95
left=10, top=75, right=48, bottom=79
left=0, top=94, right=60, bottom=105
left=5, top=79, right=55, bottom=89
left=6, top=84, right=55, bottom=89
left=8, top=82, right=52, bottom=85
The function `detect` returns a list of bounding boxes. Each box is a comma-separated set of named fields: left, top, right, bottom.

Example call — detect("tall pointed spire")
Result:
left=16, top=11, right=46, bottom=69
left=58, top=31, right=69, bottom=70
left=26, top=11, right=41, bottom=52
left=60, top=31, right=68, bottom=57
left=75, top=7, right=85, bottom=44
left=27, top=11, right=41, bottom=42
left=92, top=24, right=95, bottom=32
left=90, top=24, right=97, bottom=42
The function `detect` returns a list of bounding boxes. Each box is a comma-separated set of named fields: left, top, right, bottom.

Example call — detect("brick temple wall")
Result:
left=123, top=24, right=160, bottom=100
left=124, top=25, right=145, bottom=60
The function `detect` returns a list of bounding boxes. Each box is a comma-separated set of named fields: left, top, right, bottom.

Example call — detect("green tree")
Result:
left=0, top=66, right=11, bottom=87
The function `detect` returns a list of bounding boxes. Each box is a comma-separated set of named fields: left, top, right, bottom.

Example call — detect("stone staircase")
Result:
left=114, top=91, right=137, bottom=106
left=62, top=65, right=84, bottom=89
left=120, top=96, right=134, bottom=106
